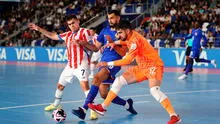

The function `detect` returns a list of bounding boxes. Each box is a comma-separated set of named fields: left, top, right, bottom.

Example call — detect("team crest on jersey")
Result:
left=195, top=32, right=198, bottom=36
left=130, top=43, right=137, bottom=50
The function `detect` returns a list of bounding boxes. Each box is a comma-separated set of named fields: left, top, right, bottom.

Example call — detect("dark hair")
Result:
left=65, top=14, right=78, bottom=21
left=90, top=27, right=96, bottom=31
left=107, top=9, right=120, bottom=16
left=116, top=20, right=132, bottom=30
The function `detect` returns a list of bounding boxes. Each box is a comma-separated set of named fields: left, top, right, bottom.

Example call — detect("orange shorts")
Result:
left=123, top=66, right=164, bottom=82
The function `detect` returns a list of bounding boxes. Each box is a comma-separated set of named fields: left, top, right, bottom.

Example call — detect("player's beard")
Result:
left=109, top=23, right=117, bottom=28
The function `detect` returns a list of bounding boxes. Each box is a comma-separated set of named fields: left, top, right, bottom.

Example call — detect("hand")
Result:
left=75, top=40, right=88, bottom=46
left=105, top=35, right=114, bottom=43
left=102, top=43, right=116, bottom=50
left=28, top=23, right=39, bottom=31
left=96, top=62, right=108, bottom=68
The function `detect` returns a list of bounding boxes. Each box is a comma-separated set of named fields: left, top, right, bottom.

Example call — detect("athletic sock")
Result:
left=103, top=90, right=117, bottom=107
left=83, top=85, right=99, bottom=110
left=112, top=96, right=126, bottom=106
left=161, top=98, right=177, bottom=116
left=54, top=89, right=63, bottom=106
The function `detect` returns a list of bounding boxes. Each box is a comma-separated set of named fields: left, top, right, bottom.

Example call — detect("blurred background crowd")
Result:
left=0, top=0, right=219, bottom=48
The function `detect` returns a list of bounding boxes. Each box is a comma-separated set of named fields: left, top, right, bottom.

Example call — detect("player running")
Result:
left=28, top=14, right=98, bottom=120
left=88, top=20, right=181, bottom=124
left=72, top=10, right=137, bottom=120
left=178, top=22, right=217, bottom=80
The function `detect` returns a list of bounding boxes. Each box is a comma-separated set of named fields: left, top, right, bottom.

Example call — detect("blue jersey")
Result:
left=97, top=26, right=122, bottom=62
left=185, top=29, right=208, bottom=51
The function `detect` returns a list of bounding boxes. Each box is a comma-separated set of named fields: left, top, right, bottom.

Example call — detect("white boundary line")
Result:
left=0, top=89, right=219, bottom=110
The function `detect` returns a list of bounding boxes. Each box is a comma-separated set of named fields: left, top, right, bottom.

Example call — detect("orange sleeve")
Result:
left=115, top=40, right=127, bottom=46
left=109, top=44, right=138, bottom=66
left=112, top=54, right=133, bottom=66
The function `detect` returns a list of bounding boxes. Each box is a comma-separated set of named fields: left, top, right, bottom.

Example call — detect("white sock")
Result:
left=54, top=89, right=63, bottom=106
left=84, top=90, right=90, bottom=97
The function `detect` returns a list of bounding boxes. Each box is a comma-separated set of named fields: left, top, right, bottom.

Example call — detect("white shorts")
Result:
left=58, top=64, right=89, bottom=86
left=91, top=50, right=101, bottom=62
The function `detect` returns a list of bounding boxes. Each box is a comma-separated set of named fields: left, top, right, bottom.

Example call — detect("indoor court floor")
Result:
left=0, top=62, right=219, bottom=124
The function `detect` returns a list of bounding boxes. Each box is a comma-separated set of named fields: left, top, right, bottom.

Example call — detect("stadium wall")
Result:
left=0, top=47, right=219, bottom=69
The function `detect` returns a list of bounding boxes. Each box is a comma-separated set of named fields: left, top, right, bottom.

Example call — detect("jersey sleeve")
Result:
left=113, top=41, right=138, bottom=66
left=82, top=29, right=94, bottom=44
left=57, top=32, right=69, bottom=41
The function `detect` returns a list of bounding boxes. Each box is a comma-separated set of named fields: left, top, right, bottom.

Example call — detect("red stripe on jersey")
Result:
left=79, top=46, right=84, bottom=65
left=73, top=44, right=77, bottom=68
left=79, top=28, right=85, bottom=66
left=79, top=28, right=85, bottom=40
left=66, top=32, right=72, bottom=67
left=60, top=33, right=67, bottom=38
left=87, top=30, right=91, bottom=37
left=68, top=33, right=74, bottom=68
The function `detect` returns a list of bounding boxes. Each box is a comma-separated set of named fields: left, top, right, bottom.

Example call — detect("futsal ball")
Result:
left=52, top=109, right=67, bottom=123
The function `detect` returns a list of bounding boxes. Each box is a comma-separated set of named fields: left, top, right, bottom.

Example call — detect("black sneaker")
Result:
left=126, top=98, right=137, bottom=114
left=72, top=107, right=86, bottom=120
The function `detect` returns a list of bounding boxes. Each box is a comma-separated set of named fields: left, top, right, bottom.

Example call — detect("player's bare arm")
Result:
left=76, top=40, right=99, bottom=52
left=28, top=23, right=59, bottom=40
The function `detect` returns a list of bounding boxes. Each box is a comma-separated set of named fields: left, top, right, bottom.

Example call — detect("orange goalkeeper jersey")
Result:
left=113, top=30, right=164, bottom=67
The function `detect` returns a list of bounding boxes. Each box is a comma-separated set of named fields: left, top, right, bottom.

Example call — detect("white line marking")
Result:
left=0, top=89, right=219, bottom=110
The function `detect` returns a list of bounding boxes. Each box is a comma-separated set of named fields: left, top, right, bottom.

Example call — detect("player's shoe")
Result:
left=72, top=107, right=86, bottom=120
left=90, top=110, right=98, bottom=120
left=167, top=115, right=181, bottom=124
left=211, top=60, right=217, bottom=68
left=126, top=98, right=137, bottom=114
left=88, top=103, right=106, bottom=116
left=44, top=104, right=62, bottom=111
left=178, top=74, right=187, bottom=80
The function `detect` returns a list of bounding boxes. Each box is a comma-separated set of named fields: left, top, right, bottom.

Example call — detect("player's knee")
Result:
left=150, top=86, right=167, bottom=102
left=111, top=76, right=127, bottom=94
left=92, top=75, right=101, bottom=86
left=57, top=83, right=65, bottom=90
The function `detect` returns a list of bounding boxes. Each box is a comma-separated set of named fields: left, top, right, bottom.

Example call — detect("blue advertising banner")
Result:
left=159, top=48, right=220, bottom=69
left=0, top=47, right=67, bottom=63
left=0, top=47, right=219, bottom=69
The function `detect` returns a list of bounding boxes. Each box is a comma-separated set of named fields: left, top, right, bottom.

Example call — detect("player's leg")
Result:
left=179, top=50, right=196, bottom=79
left=88, top=66, right=144, bottom=115
left=76, top=65, right=99, bottom=120
left=195, top=58, right=217, bottom=68
left=195, top=48, right=216, bottom=67
left=99, top=83, right=137, bottom=114
left=72, top=67, right=109, bottom=119
left=148, top=66, right=181, bottom=124
left=44, top=65, right=72, bottom=111
left=184, top=46, right=193, bottom=72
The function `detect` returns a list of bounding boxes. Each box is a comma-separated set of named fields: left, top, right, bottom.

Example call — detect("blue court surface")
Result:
left=0, top=62, right=220, bottom=124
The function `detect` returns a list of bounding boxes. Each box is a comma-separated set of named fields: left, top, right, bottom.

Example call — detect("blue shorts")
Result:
left=98, top=66, right=121, bottom=84
left=189, top=50, right=200, bottom=58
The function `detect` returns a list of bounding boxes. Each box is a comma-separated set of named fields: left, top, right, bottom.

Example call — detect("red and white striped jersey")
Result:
left=58, top=28, right=93, bottom=68
left=91, top=33, right=98, bottom=44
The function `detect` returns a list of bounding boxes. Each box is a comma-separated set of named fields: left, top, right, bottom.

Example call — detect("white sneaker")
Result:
left=178, top=74, right=187, bottom=80
left=211, top=60, right=217, bottom=68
